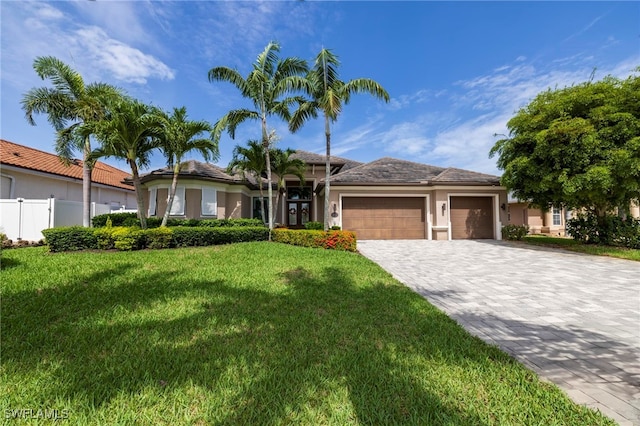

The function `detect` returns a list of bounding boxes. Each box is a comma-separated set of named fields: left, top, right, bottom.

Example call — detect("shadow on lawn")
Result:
left=2, top=258, right=609, bottom=425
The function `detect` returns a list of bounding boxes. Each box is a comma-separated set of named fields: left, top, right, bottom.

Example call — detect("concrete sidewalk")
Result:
left=357, top=240, right=640, bottom=426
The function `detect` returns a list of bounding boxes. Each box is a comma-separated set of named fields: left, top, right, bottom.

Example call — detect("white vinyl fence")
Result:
left=0, top=198, right=136, bottom=241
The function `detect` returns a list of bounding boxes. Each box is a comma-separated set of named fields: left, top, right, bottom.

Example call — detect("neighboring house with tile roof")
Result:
left=0, top=139, right=136, bottom=209
left=141, top=151, right=507, bottom=240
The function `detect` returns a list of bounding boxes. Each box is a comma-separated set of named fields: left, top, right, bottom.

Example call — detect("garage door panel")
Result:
left=450, top=197, right=494, bottom=239
left=342, top=197, right=425, bottom=240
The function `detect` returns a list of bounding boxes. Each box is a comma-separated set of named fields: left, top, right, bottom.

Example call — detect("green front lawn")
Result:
left=520, top=235, right=640, bottom=261
left=1, top=244, right=614, bottom=425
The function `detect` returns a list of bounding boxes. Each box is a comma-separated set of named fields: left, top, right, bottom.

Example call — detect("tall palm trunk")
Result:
left=324, top=115, right=331, bottom=231
left=82, top=136, right=92, bottom=227
left=129, top=159, right=148, bottom=229
left=262, top=116, right=274, bottom=238
left=161, top=162, right=181, bottom=227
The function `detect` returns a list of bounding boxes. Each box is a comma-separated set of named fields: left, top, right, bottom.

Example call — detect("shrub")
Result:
left=171, top=226, right=269, bottom=247
left=567, top=213, right=640, bottom=248
left=94, top=226, right=119, bottom=250
left=92, top=212, right=138, bottom=227
left=42, top=227, right=98, bottom=252
left=145, top=227, right=173, bottom=249
left=330, top=225, right=341, bottom=230
left=272, top=229, right=357, bottom=252
left=502, top=224, right=529, bottom=241
left=304, top=221, right=324, bottom=230
left=112, top=227, right=145, bottom=251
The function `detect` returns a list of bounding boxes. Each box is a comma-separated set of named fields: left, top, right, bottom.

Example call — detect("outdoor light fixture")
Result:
left=441, top=203, right=447, bottom=216
left=501, top=203, right=506, bottom=211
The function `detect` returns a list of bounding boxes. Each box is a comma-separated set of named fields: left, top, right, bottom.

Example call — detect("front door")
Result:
left=286, top=186, right=312, bottom=228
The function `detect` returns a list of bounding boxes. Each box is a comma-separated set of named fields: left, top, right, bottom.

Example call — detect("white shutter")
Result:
left=201, top=188, right=217, bottom=216
left=170, top=186, right=185, bottom=215
left=148, top=188, right=157, bottom=216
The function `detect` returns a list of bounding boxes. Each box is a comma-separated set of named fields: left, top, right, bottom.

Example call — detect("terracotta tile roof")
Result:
left=1, top=139, right=134, bottom=191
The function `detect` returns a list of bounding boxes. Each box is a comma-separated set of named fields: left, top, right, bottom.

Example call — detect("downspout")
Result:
left=1, top=173, right=16, bottom=199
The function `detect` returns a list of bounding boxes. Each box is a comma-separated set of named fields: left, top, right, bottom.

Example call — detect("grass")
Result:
left=1, top=243, right=615, bottom=425
left=519, top=235, right=640, bottom=261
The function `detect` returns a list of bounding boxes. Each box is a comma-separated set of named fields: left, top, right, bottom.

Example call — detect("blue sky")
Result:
left=1, top=1, right=638, bottom=176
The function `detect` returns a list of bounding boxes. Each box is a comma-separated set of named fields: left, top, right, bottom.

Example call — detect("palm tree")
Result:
left=208, top=42, right=309, bottom=234
left=84, top=98, right=163, bottom=229
left=290, top=48, right=389, bottom=230
left=158, top=107, right=218, bottom=227
left=270, top=148, right=306, bottom=224
left=227, top=140, right=267, bottom=224
left=21, top=56, right=121, bottom=227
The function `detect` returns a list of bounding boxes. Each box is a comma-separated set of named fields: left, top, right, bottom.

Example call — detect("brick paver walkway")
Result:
left=357, top=240, right=640, bottom=426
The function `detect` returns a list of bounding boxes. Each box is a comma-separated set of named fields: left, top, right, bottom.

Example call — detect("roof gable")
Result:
left=1, top=139, right=134, bottom=191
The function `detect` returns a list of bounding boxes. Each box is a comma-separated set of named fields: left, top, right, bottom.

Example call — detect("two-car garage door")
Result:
left=342, top=197, right=425, bottom=239
left=342, top=196, right=495, bottom=240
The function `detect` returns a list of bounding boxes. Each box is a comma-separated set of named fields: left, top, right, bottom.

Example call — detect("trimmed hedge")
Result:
left=43, top=225, right=269, bottom=252
left=272, top=229, right=357, bottom=252
left=502, top=224, right=529, bottom=241
left=92, top=213, right=138, bottom=227
left=92, top=214, right=265, bottom=229
left=171, top=227, right=269, bottom=247
left=43, top=227, right=98, bottom=252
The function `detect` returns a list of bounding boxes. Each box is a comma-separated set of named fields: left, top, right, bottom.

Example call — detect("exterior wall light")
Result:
left=441, top=202, right=447, bottom=216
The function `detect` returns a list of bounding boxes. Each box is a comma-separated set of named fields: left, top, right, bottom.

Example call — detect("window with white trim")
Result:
left=148, top=188, right=157, bottom=216
left=552, top=207, right=562, bottom=226
left=170, top=186, right=185, bottom=215
left=201, top=188, right=217, bottom=216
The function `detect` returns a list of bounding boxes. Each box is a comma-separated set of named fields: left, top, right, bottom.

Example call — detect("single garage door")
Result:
left=342, top=197, right=425, bottom=239
left=450, top=196, right=494, bottom=239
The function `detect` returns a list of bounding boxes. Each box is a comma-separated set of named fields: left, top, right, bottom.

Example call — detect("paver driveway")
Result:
left=357, top=240, right=640, bottom=426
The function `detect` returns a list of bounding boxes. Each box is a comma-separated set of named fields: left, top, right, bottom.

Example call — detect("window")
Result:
left=170, top=186, right=185, bottom=215
left=201, top=188, right=217, bottom=216
left=148, top=188, right=157, bottom=216
left=552, top=207, right=562, bottom=226
left=253, top=197, right=269, bottom=223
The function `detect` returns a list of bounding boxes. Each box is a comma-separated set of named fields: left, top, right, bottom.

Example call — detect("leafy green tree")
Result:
left=21, top=56, right=121, bottom=227
left=84, top=98, right=164, bottom=229
left=158, top=107, right=218, bottom=227
left=227, top=140, right=268, bottom=224
left=289, top=48, right=389, bottom=230
left=209, top=42, right=308, bottom=233
left=270, top=147, right=306, bottom=223
left=490, top=72, right=640, bottom=222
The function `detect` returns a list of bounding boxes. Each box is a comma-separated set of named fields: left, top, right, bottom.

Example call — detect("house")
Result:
left=507, top=200, right=569, bottom=236
left=0, top=139, right=136, bottom=209
left=508, top=197, right=640, bottom=236
left=141, top=151, right=508, bottom=240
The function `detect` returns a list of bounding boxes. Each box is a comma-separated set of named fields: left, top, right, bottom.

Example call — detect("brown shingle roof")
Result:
left=140, top=159, right=262, bottom=188
left=432, top=167, right=500, bottom=184
left=327, top=157, right=500, bottom=186
left=0, top=139, right=134, bottom=191
left=329, top=157, right=447, bottom=184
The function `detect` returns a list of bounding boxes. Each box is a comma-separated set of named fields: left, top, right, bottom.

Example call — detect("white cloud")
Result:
left=1, top=2, right=174, bottom=88
left=75, top=27, right=175, bottom=84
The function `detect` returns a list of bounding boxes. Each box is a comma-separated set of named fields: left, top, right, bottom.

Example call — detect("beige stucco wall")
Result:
left=144, top=179, right=253, bottom=220
left=1, top=167, right=136, bottom=208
